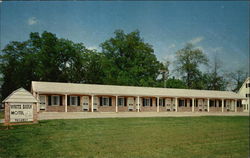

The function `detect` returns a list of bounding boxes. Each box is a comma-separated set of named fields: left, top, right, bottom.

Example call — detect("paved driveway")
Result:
left=38, top=112, right=249, bottom=120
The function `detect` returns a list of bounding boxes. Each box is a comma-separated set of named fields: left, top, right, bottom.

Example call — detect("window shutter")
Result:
left=156, top=98, right=157, bottom=107
left=109, top=98, right=112, bottom=106
left=60, top=96, right=62, bottom=106
left=77, top=96, right=80, bottom=106
left=124, top=98, right=127, bottom=106
left=150, top=98, right=152, bottom=107
left=100, top=97, right=102, bottom=106
left=163, top=99, right=165, bottom=107
left=67, top=96, right=70, bottom=106
left=142, top=98, right=145, bottom=107
left=48, top=96, right=51, bottom=106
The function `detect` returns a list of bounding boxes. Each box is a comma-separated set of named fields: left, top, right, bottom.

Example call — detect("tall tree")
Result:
left=227, top=69, right=248, bottom=92
left=0, top=31, right=101, bottom=98
left=174, top=43, right=208, bottom=89
left=165, top=77, right=187, bottom=89
left=0, top=40, right=38, bottom=98
left=205, top=56, right=227, bottom=90
left=100, top=30, right=163, bottom=86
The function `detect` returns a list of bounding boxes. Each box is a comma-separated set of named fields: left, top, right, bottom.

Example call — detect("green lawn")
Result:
left=0, top=117, right=249, bottom=158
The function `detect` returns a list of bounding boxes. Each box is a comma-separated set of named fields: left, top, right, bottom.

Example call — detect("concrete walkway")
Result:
left=38, top=112, right=249, bottom=120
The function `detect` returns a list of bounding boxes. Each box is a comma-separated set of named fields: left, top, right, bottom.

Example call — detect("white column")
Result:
left=157, top=97, right=160, bottom=112
left=231, top=100, right=233, bottom=111
left=137, top=96, right=140, bottom=112
left=116, top=96, right=118, bottom=113
left=192, top=98, right=195, bottom=112
left=222, top=99, right=224, bottom=112
left=65, top=94, right=67, bottom=112
left=36, top=92, right=40, bottom=113
left=207, top=98, right=210, bottom=112
left=175, top=97, right=178, bottom=112
left=91, top=95, right=94, bottom=112
left=235, top=99, right=237, bottom=112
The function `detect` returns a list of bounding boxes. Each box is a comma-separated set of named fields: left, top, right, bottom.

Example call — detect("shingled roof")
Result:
left=31, top=81, right=244, bottom=99
left=3, top=88, right=38, bottom=103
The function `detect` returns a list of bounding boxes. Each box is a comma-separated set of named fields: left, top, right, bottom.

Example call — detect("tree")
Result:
left=81, top=50, right=105, bottom=84
left=165, top=77, right=187, bottom=89
left=174, top=43, right=208, bottom=89
left=227, top=69, right=248, bottom=92
left=100, top=30, right=163, bottom=87
left=205, top=56, right=227, bottom=90
left=0, top=40, right=38, bottom=99
left=0, top=31, right=101, bottom=99
left=159, top=60, right=170, bottom=88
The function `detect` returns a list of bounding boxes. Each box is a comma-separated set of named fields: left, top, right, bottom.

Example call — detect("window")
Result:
left=184, top=100, right=187, bottom=107
left=118, top=97, right=125, bottom=106
left=52, top=95, right=60, bottom=106
left=70, top=96, right=78, bottom=106
left=246, top=83, right=250, bottom=88
left=102, top=97, right=110, bottom=106
left=237, top=101, right=242, bottom=107
left=218, top=101, right=222, bottom=107
left=143, top=98, right=151, bottom=106
left=210, top=100, right=215, bottom=107
left=159, top=98, right=165, bottom=106
left=246, top=94, right=250, bottom=98
left=179, top=100, right=184, bottom=107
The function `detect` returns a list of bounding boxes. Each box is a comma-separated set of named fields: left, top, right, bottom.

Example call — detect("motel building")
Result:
left=238, top=77, right=250, bottom=112
left=30, top=81, right=249, bottom=113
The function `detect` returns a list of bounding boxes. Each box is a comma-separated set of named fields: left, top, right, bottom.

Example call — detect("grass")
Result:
left=0, top=116, right=249, bottom=158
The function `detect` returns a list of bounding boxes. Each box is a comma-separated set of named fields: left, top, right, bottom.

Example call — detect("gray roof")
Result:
left=3, top=88, right=38, bottom=103
left=31, top=81, right=244, bottom=99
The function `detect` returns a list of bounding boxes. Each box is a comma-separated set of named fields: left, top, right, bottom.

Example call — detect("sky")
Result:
left=0, top=1, right=249, bottom=73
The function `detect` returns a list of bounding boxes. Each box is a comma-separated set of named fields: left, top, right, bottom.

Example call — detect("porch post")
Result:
left=157, top=97, right=159, bottom=112
left=175, top=97, right=178, bottom=112
left=137, top=96, right=140, bottom=112
left=207, top=98, right=210, bottom=112
left=36, top=92, right=40, bottom=113
left=192, top=98, right=195, bottom=112
left=91, top=95, right=94, bottom=112
left=116, top=96, right=118, bottom=113
left=65, top=94, right=67, bottom=112
left=235, top=99, right=237, bottom=112
left=231, top=100, right=233, bottom=111
left=222, top=99, right=224, bottom=112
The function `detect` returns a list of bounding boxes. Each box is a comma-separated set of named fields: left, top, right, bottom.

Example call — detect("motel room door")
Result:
left=39, top=95, right=46, bottom=110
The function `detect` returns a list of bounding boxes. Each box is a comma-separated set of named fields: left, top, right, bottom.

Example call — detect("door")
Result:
left=39, top=95, right=46, bottom=110
left=82, top=96, right=89, bottom=111
left=127, top=97, right=134, bottom=110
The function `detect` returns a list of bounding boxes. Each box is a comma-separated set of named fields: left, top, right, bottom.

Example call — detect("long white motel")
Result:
left=31, top=81, right=249, bottom=113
